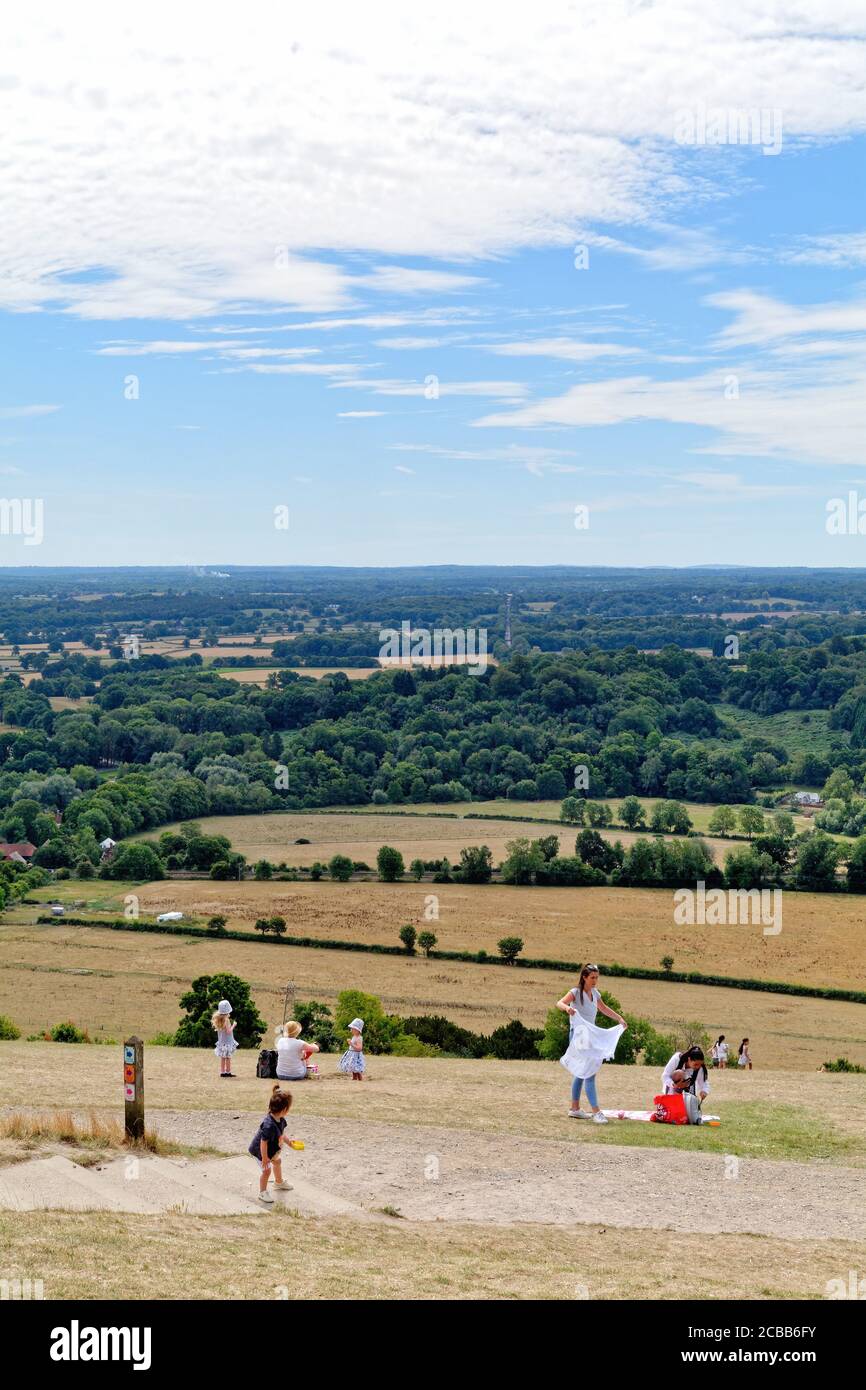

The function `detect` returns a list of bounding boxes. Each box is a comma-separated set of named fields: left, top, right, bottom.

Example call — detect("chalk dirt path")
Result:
left=3, top=1110, right=861, bottom=1240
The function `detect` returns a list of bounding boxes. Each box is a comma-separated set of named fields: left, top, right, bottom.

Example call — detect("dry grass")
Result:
left=3, top=1208, right=859, bottom=1300
left=0, top=1107, right=203, bottom=1161
left=3, top=909, right=865, bottom=1068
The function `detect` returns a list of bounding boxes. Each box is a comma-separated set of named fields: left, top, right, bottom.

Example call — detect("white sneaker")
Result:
left=272, top=1181, right=293, bottom=1191
left=568, top=1109, right=591, bottom=1119
left=257, top=1189, right=275, bottom=1204
left=592, top=1111, right=608, bottom=1125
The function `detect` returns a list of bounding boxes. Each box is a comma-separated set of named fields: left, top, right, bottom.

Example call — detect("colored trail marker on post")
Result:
left=123, top=1036, right=145, bottom=1141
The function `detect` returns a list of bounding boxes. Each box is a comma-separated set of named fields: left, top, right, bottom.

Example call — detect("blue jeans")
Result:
left=571, top=1073, right=599, bottom=1109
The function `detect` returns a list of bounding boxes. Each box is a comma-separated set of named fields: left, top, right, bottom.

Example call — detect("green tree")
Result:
left=333, top=989, right=404, bottom=1054
left=792, top=832, right=841, bottom=892
left=533, top=834, right=560, bottom=863
left=418, top=930, right=437, bottom=956
left=328, top=853, right=353, bottom=882
left=206, top=915, right=227, bottom=936
left=456, top=844, right=493, bottom=883
left=174, top=973, right=266, bottom=1049
left=846, top=836, right=866, bottom=893
left=497, top=935, right=524, bottom=964
left=618, top=796, right=646, bottom=830
left=399, top=924, right=417, bottom=954
left=738, top=806, right=765, bottom=840
left=410, top=858, right=425, bottom=880
left=707, top=805, right=737, bottom=836
left=501, top=837, right=544, bottom=885
left=106, top=842, right=165, bottom=881
left=560, top=796, right=586, bottom=825
left=253, top=859, right=273, bottom=880
left=254, top=917, right=271, bottom=936
left=585, top=801, right=611, bottom=828
left=377, top=845, right=405, bottom=882
left=488, top=1019, right=543, bottom=1060
left=269, top=916, right=287, bottom=938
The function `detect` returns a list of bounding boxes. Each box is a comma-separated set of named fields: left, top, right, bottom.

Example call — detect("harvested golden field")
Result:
left=113, top=876, right=864, bottom=994
left=135, top=809, right=736, bottom=867
left=2, top=912, right=864, bottom=1069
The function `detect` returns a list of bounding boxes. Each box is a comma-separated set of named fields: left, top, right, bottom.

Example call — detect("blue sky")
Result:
left=2, top=6, right=865, bottom=566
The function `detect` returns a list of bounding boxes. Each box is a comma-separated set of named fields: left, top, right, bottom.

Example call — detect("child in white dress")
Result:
left=339, top=1018, right=366, bottom=1080
left=213, top=999, right=238, bottom=1077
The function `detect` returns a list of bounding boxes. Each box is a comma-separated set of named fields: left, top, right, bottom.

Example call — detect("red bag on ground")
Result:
left=653, top=1093, right=688, bottom=1124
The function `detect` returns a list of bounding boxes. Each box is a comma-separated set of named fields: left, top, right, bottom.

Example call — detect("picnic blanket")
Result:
left=559, top=1020, right=625, bottom=1079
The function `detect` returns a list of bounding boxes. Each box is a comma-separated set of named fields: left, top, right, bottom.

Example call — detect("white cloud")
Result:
left=488, top=338, right=639, bottom=361
left=3, top=5, right=865, bottom=319
left=0, top=404, right=60, bottom=418
left=336, top=378, right=527, bottom=397
left=708, top=290, right=866, bottom=347
left=394, top=465, right=415, bottom=474
left=338, top=410, right=385, bottom=417
left=389, top=441, right=578, bottom=475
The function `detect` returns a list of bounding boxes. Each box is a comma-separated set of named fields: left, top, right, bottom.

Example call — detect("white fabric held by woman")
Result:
left=560, top=1021, right=625, bottom=1079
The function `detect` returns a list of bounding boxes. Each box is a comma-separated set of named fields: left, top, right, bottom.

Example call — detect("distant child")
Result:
left=212, top=998, right=238, bottom=1077
left=711, top=1035, right=729, bottom=1069
left=248, top=1086, right=294, bottom=1205
left=738, top=1038, right=753, bottom=1070
left=339, top=1017, right=366, bottom=1081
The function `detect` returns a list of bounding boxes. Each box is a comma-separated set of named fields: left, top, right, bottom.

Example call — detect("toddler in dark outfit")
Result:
left=248, top=1086, right=293, bottom=1205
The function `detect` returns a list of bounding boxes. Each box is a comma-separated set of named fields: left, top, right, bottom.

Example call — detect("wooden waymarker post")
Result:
left=123, top=1036, right=144, bottom=1141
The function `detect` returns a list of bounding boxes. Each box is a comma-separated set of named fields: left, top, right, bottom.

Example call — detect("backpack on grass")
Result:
left=256, top=1048, right=278, bottom=1079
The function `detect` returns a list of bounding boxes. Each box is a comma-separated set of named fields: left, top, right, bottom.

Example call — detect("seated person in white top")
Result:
left=275, top=1020, right=319, bottom=1080
left=661, top=1046, right=710, bottom=1103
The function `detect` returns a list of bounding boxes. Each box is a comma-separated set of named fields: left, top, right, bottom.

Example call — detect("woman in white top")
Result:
left=661, top=1046, right=710, bottom=1102
left=556, top=963, right=627, bottom=1125
left=275, top=1020, right=319, bottom=1081
left=711, top=1035, right=729, bottom=1069
left=737, top=1038, right=752, bottom=1070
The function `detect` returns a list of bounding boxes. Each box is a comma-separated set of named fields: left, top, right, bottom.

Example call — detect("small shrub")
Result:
left=49, top=1021, right=88, bottom=1044
left=497, top=935, right=524, bottom=964
left=150, top=1031, right=177, bottom=1046
left=823, top=1057, right=866, bottom=1073
left=0, top=1014, right=21, bottom=1040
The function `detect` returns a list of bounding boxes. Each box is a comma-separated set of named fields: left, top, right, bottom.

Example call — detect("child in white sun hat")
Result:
left=339, top=1018, right=366, bottom=1081
left=212, top=998, right=238, bottom=1078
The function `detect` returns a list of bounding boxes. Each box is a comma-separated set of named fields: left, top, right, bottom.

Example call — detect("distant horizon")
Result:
left=3, top=563, right=866, bottom=576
